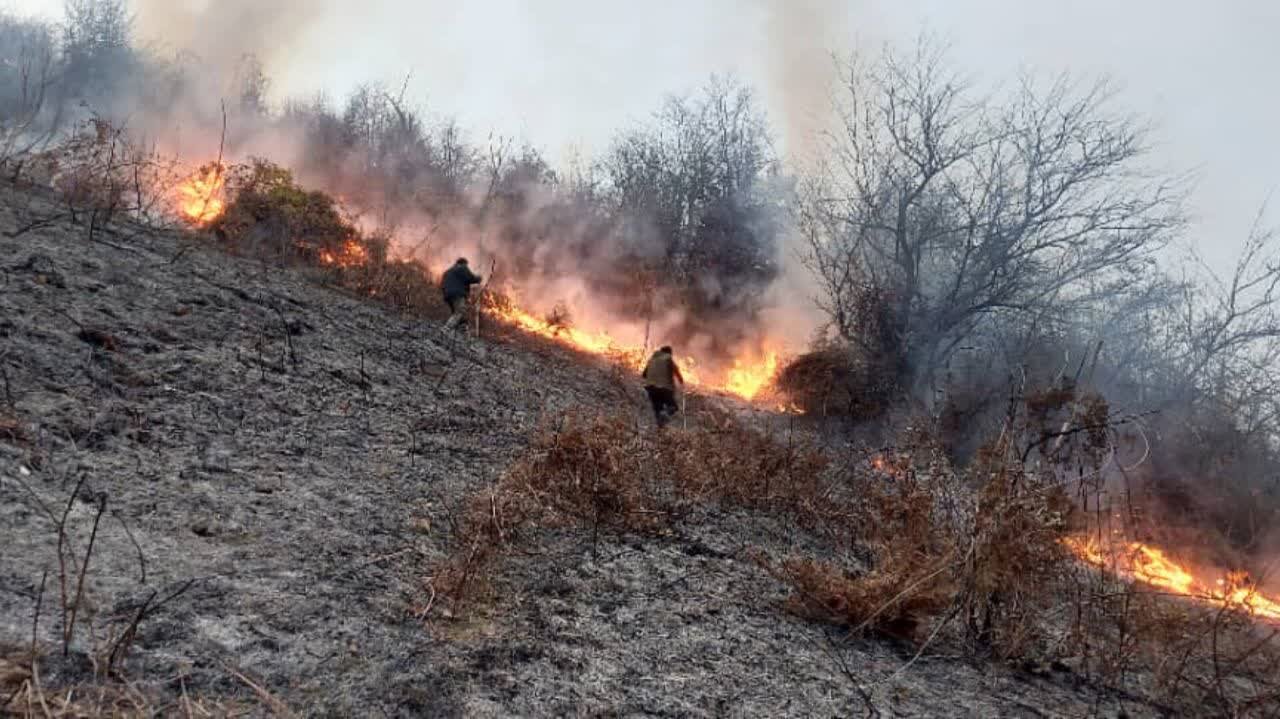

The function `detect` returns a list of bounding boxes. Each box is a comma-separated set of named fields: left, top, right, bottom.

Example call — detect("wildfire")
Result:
left=177, top=165, right=226, bottom=225
left=722, top=351, right=780, bottom=400
left=1064, top=536, right=1280, bottom=621
left=318, top=239, right=369, bottom=268
left=169, top=158, right=789, bottom=404
left=484, top=300, right=787, bottom=401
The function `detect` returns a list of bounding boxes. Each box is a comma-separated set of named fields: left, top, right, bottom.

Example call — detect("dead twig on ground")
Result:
left=27, top=570, right=51, bottom=718
left=64, top=495, right=107, bottom=656
left=223, top=662, right=297, bottom=718
left=55, top=473, right=88, bottom=653
left=3, top=212, right=68, bottom=238
left=806, top=627, right=879, bottom=718
left=113, top=510, right=146, bottom=585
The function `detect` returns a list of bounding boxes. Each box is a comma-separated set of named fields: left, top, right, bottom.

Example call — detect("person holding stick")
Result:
left=441, top=257, right=482, bottom=331
left=641, top=345, right=684, bottom=428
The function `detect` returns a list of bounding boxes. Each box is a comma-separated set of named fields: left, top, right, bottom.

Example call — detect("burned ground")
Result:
left=0, top=185, right=1157, bottom=717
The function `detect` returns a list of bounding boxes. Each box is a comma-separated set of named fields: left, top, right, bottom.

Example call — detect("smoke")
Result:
left=131, top=0, right=331, bottom=74
left=6, top=0, right=840, bottom=374
left=762, top=0, right=846, bottom=161
left=11, top=1, right=1280, bottom=578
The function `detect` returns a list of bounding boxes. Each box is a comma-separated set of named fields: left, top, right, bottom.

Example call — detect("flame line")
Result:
left=1064, top=536, right=1280, bottom=621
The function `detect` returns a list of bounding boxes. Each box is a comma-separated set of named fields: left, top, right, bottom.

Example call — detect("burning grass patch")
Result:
left=1057, top=564, right=1280, bottom=713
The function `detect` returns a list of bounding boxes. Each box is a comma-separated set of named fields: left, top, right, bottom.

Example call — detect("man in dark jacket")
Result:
left=641, top=345, right=684, bottom=427
left=441, top=258, right=482, bottom=330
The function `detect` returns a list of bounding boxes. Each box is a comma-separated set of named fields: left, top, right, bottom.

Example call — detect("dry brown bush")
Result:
left=660, top=416, right=836, bottom=530
left=761, top=442, right=955, bottom=638
left=758, top=418, right=1073, bottom=654
left=776, top=344, right=899, bottom=421
left=412, top=334, right=1280, bottom=712
left=758, top=387, right=1280, bottom=713
left=10, top=118, right=184, bottom=237
left=426, top=412, right=663, bottom=610
left=425, top=409, right=835, bottom=614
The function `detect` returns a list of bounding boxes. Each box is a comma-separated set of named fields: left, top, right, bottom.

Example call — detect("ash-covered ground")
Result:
left=0, top=186, right=1157, bottom=717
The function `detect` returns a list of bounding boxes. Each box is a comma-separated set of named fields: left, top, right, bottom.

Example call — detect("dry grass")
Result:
left=756, top=418, right=1073, bottom=654
left=0, top=648, right=250, bottom=718
left=423, top=387, right=1280, bottom=714
left=424, top=409, right=834, bottom=613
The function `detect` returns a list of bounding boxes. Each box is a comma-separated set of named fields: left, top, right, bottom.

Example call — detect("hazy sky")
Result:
left=9, top=0, right=1279, bottom=273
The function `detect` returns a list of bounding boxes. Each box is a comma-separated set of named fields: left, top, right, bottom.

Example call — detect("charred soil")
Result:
left=0, top=185, right=1159, bottom=717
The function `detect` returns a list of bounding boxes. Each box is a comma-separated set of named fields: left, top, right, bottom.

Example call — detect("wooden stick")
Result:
left=475, top=258, right=497, bottom=338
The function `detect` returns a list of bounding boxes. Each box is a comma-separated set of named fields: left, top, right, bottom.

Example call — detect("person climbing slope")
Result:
left=441, top=257, right=482, bottom=331
left=641, top=345, right=684, bottom=428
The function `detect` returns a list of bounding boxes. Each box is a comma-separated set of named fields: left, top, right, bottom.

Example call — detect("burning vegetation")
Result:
left=168, top=155, right=787, bottom=401
left=176, top=163, right=225, bottom=225
left=5, top=2, right=1280, bottom=714
left=1063, top=536, right=1280, bottom=621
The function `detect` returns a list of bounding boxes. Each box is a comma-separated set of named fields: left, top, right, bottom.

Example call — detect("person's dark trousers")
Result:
left=444, top=295, right=468, bottom=330
left=645, top=386, right=678, bottom=427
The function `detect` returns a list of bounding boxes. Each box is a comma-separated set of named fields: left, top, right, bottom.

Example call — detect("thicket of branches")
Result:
left=797, top=40, right=1280, bottom=556
left=4, top=4, right=1280, bottom=714
left=275, top=75, right=786, bottom=353
left=0, top=1, right=789, bottom=360
left=426, top=399, right=1280, bottom=714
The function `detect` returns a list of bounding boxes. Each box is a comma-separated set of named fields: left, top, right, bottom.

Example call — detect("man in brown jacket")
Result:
left=641, top=345, right=684, bottom=427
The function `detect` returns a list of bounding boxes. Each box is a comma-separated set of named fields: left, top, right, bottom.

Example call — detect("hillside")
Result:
left=0, top=184, right=1155, bottom=717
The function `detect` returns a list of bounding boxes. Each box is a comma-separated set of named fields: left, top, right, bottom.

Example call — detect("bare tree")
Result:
left=801, top=40, right=1187, bottom=401
left=60, top=0, right=136, bottom=102
left=601, top=75, right=784, bottom=350
left=0, top=13, right=62, bottom=167
left=235, top=53, right=270, bottom=117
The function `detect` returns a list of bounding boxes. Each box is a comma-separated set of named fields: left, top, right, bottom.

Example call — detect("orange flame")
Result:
left=318, top=239, right=369, bottom=268
left=490, top=303, right=642, bottom=365
left=485, top=300, right=785, bottom=401
left=173, top=158, right=788, bottom=403
left=177, top=165, right=226, bottom=225
left=1064, top=536, right=1280, bottom=621
left=722, top=351, right=780, bottom=400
